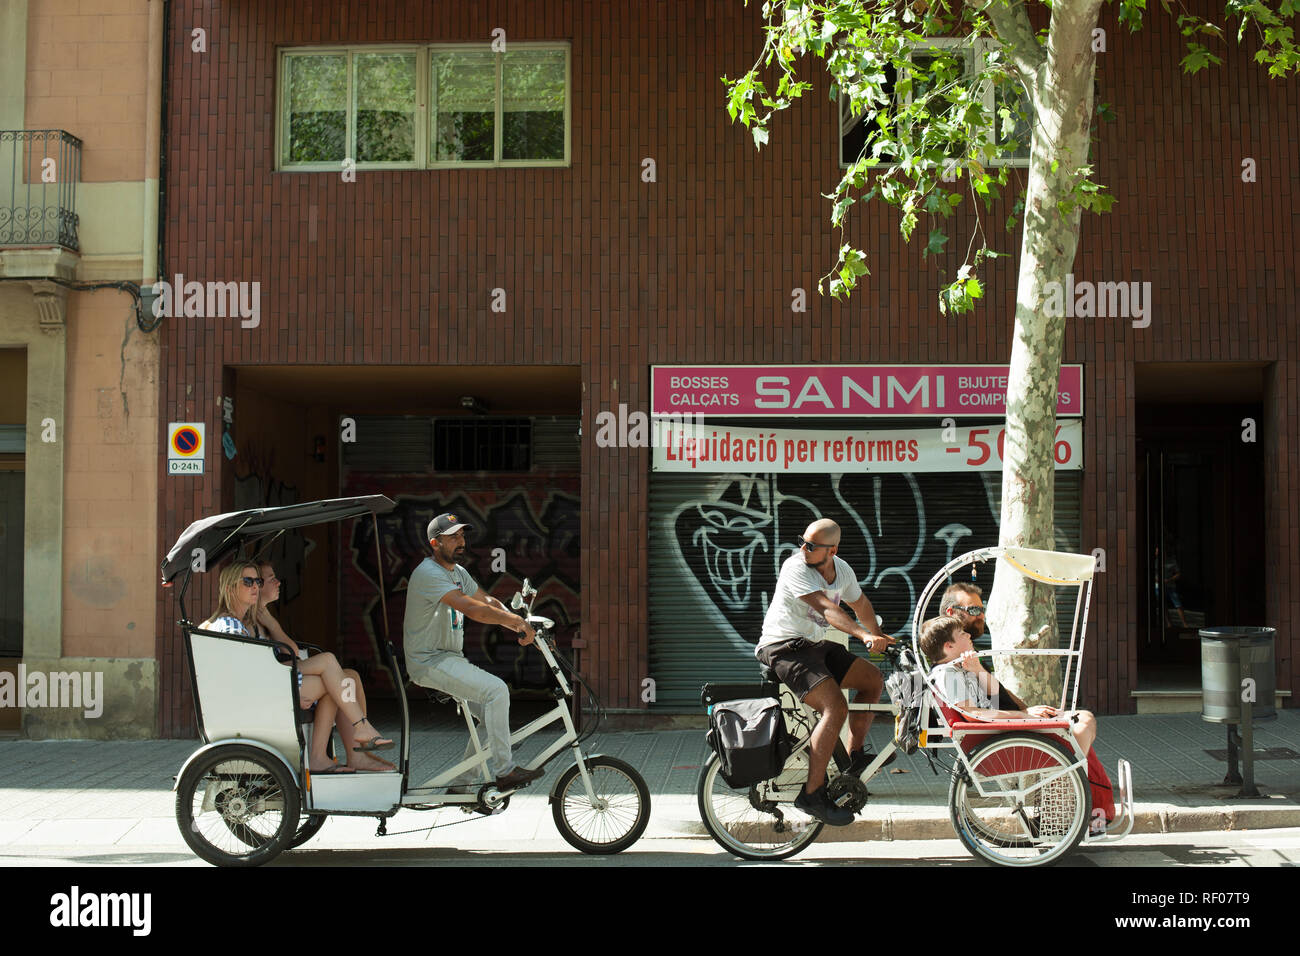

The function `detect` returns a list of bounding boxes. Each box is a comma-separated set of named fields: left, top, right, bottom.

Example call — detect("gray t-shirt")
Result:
left=402, top=558, right=479, bottom=671
left=757, top=552, right=863, bottom=650
left=931, top=661, right=994, bottom=712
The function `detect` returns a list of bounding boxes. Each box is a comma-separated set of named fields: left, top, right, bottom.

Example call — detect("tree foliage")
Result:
left=724, top=0, right=1299, bottom=311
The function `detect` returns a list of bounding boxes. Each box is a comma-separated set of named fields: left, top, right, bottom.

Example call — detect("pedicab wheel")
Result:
left=288, top=814, right=328, bottom=849
left=551, top=756, right=651, bottom=854
left=176, top=744, right=301, bottom=867
left=696, top=751, right=824, bottom=861
left=948, top=733, right=1090, bottom=867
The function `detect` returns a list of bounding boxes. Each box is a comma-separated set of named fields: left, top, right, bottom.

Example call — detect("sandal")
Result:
left=351, top=716, right=395, bottom=752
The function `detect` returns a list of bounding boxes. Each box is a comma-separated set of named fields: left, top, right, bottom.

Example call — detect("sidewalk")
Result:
left=0, top=711, right=1296, bottom=856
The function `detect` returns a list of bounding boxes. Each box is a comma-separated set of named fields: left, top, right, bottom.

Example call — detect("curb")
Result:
left=667, top=803, right=1300, bottom=842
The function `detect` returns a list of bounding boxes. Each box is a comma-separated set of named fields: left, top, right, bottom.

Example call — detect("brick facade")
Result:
left=156, top=0, right=1298, bottom=735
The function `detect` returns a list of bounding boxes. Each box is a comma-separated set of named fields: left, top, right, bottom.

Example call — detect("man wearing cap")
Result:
left=402, top=512, right=543, bottom=791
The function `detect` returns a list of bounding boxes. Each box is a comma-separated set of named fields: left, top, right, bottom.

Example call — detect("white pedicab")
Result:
left=162, top=496, right=650, bottom=866
left=909, top=546, right=1135, bottom=866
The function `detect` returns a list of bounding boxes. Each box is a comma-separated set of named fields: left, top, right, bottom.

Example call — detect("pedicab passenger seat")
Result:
left=929, top=685, right=1072, bottom=753
left=186, top=625, right=306, bottom=771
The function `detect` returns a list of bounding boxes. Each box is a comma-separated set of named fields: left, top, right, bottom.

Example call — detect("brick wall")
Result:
left=155, top=0, right=1298, bottom=734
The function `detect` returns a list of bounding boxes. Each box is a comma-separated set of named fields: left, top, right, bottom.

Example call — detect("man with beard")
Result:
left=402, top=512, right=542, bottom=790
left=756, top=518, right=894, bottom=826
left=940, top=582, right=988, bottom=644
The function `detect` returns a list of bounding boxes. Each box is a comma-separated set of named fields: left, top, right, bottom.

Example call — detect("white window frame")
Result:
left=838, top=38, right=1031, bottom=170
left=429, top=42, right=571, bottom=169
left=276, top=42, right=571, bottom=172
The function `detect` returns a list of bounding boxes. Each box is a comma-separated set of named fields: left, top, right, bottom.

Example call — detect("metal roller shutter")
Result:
left=648, top=469, right=1082, bottom=711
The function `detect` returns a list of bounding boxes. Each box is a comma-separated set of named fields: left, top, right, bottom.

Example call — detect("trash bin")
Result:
left=1200, top=626, right=1276, bottom=797
left=1200, top=626, right=1277, bottom=723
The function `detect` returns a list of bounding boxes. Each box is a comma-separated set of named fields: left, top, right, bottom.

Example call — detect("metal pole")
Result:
left=1237, top=640, right=1260, bottom=797
left=1223, top=725, right=1241, bottom=785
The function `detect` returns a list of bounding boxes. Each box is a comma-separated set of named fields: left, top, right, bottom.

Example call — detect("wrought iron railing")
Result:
left=0, top=129, right=82, bottom=251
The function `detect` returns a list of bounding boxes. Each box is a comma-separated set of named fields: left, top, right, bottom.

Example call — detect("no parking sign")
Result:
left=167, top=422, right=205, bottom=475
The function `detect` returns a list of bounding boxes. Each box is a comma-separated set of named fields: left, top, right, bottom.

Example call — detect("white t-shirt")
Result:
left=757, top=552, right=863, bottom=650
left=931, top=661, right=994, bottom=712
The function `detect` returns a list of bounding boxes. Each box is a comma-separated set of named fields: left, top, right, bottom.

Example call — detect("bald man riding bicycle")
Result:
left=755, top=518, right=895, bottom=827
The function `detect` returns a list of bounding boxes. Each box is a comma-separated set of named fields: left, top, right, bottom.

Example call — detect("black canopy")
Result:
left=161, top=495, right=396, bottom=584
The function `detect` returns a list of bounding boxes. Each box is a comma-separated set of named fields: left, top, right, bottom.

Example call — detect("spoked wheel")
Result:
left=696, top=751, right=824, bottom=861
left=176, top=745, right=300, bottom=867
left=948, top=733, right=1090, bottom=867
left=551, top=756, right=651, bottom=854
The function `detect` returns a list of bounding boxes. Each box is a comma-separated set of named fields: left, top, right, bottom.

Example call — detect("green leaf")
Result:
left=923, top=229, right=949, bottom=258
left=752, top=126, right=769, bottom=148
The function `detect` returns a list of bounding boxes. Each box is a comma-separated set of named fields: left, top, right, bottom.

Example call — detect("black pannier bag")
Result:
left=705, top=696, right=792, bottom=788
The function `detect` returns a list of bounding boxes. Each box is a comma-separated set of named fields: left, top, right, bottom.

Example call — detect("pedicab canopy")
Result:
left=160, top=495, right=396, bottom=585
left=997, top=547, right=1097, bottom=586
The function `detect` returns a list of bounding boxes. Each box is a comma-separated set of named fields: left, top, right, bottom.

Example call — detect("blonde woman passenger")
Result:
left=202, top=561, right=393, bottom=773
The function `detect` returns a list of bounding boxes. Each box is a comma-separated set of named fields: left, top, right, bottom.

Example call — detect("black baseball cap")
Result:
left=428, top=513, right=473, bottom=539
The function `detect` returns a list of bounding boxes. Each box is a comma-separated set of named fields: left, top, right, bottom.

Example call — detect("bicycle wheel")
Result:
left=696, top=751, right=824, bottom=861
left=176, top=745, right=300, bottom=867
left=288, top=813, right=327, bottom=849
left=551, top=756, right=651, bottom=854
left=948, top=733, right=1089, bottom=867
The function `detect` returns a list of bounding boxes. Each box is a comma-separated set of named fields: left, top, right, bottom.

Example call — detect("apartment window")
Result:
left=839, top=40, right=1030, bottom=169
left=279, top=44, right=569, bottom=170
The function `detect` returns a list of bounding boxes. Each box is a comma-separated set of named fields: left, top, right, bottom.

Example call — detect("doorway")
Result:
left=1135, top=364, right=1266, bottom=695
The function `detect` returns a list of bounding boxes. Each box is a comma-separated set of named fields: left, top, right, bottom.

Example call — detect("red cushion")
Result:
left=950, top=720, right=1072, bottom=732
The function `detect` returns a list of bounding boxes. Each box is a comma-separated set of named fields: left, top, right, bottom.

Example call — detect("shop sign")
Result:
left=651, top=365, right=1083, bottom=418
left=651, top=420, right=1083, bottom=474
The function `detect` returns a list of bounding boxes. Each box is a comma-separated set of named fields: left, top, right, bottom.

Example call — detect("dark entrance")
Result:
left=1135, top=364, right=1266, bottom=693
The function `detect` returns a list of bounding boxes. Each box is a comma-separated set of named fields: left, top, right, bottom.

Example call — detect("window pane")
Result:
left=907, top=50, right=975, bottom=161
left=355, top=53, right=416, bottom=163
left=502, top=50, right=565, bottom=160
left=839, top=60, right=897, bottom=166
left=993, top=78, right=1032, bottom=161
left=285, top=54, right=346, bottom=163
left=432, top=51, right=496, bottom=162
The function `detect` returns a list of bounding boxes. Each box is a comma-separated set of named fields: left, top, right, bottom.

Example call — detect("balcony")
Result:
left=0, top=130, right=82, bottom=252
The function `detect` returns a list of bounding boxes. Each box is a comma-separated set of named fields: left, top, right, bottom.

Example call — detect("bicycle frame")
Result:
left=753, top=695, right=900, bottom=803
left=401, top=632, right=598, bottom=807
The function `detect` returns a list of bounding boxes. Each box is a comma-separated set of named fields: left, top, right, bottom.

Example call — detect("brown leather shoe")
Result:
left=495, top=765, right=545, bottom=789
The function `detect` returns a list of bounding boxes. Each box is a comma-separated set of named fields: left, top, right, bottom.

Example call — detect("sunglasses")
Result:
left=797, top=537, right=830, bottom=552
left=241, top=576, right=265, bottom=587
left=957, top=604, right=986, bottom=616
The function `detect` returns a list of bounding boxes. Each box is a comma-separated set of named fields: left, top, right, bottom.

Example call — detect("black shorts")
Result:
left=756, top=638, right=859, bottom=701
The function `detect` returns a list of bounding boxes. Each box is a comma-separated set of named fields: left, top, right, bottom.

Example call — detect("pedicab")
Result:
left=161, top=495, right=650, bottom=866
left=907, top=546, right=1135, bottom=866
left=697, top=545, right=1133, bottom=866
